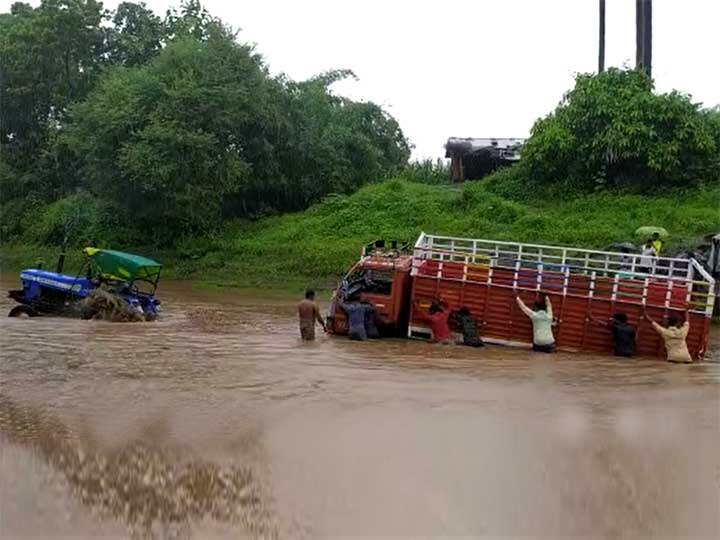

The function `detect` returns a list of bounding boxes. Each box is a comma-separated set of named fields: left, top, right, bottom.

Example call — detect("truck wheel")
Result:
left=8, top=305, right=38, bottom=318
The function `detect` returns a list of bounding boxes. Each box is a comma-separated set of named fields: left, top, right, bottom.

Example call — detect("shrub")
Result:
left=397, top=159, right=450, bottom=185
left=522, top=68, right=720, bottom=191
left=481, top=165, right=533, bottom=200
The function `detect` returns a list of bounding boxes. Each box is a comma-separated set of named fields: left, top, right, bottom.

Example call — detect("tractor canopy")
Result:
left=83, top=248, right=162, bottom=284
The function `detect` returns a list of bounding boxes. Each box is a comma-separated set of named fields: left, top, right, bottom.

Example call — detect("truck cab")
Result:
left=327, top=240, right=413, bottom=336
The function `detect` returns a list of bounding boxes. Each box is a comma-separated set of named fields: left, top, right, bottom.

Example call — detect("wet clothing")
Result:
left=516, top=297, right=555, bottom=347
left=364, top=306, right=381, bottom=339
left=349, top=328, right=367, bottom=341
left=298, top=298, right=324, bottom=341
left=300, top=322, right=316, bottom=341
left=341, top=302, right=370, bottom=341
left=418, top=308, right=452, bottom=342
left=610, top=321, right=636, bottom=357
left=651, top=321, right=692, bottom=363
left=456, top=313, right=484, bottom=347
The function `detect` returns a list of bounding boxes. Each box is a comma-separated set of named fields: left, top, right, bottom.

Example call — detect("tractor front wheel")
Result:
left=8, top=305, right=38, bottom=318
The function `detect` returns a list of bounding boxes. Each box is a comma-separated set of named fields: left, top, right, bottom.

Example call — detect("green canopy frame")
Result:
left=83, top=248, right=162, bottom=290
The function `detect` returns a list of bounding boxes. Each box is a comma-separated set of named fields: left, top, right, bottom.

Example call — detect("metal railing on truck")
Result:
left=410, top=233, right=716, bottom=317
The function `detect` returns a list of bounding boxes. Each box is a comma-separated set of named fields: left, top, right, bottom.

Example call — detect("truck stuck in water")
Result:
left=326, top=233, right=716, bottom=360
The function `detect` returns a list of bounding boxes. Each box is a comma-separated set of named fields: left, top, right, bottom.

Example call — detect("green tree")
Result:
left=0, top=0, right=113, bottom=245
left=62, top=31, right=265, bottom=242
left=266, top=70, right=409, bottom=213
left=2, top=0, right=410, bottom=246
left=164, top=0, right=216, bottom=41
left=107, top=2, right=166, bottom=66
left=0, top=0, right=108, bottom=157
left=522, top=68, right=719, bottom=191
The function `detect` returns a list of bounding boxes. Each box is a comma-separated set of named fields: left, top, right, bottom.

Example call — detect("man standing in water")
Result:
left=645, top=310, right=692, bottom=363
left=363, top=300, right=383, bottom=339
left=415, top=298, right=453, bottom=344
left=452, top=307, right=484, bottom=347
left=298, top=289, right=326, bottom=341
left=516, top=294, right=556, bottom=353
left=589, top=312, right=636, bottom=358
left=340, top=297, right=373, bottom=341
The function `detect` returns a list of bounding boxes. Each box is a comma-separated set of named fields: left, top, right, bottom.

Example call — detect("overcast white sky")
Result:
left=4, top=0, right=719, bottom=159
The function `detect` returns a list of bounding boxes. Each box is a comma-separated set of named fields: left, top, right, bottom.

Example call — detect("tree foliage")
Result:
left=1, top=0, right=410, bottom=245
left=107, top=2, right=165, bottom=66
left=0, top=0, right=107, bottom=161
left=4, top=3, right=717, bottom=251
left=62, top=32, right=266, bottom=241
left=522, top=68, right=720, bottom=190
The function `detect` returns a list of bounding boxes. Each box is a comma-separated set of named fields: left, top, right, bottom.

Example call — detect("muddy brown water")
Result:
left=1, top=276, right=719, bottom=539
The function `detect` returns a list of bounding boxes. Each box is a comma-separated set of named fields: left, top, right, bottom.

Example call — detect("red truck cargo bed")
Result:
left=408, top=234, right=715, bottom=360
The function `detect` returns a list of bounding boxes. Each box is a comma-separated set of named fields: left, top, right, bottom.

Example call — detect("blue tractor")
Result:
left=8, top=247, right=162, bottom=320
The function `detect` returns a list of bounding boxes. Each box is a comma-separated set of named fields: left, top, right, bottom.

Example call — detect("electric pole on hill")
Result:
left=636, top=0, right=652, bottom=77
left=598, top=0, right=606, bottom=72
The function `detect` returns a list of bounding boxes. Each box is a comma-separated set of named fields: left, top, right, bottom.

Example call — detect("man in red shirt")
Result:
left=415, top=298, right=453, bottom=344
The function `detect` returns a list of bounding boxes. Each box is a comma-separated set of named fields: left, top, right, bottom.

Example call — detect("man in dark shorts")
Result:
left=298, top=289, right=325, bottom=340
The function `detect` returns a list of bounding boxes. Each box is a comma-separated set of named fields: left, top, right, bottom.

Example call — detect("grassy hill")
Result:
left=2, top=179, right=718, bottom=291
left=170, top=179, right=720, bottom=289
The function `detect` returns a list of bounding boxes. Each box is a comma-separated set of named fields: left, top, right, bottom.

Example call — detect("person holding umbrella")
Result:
left=635, top=226, right=668, bottom=274
left=635, top=226, right=668, bottom=256
left=638, top=239, right=658, bottom=274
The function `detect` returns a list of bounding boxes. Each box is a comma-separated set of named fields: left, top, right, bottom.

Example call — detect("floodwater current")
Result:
left=1, top=277, right=719, bottom=539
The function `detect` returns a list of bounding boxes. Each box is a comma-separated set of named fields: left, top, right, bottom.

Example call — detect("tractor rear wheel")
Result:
left=8, top=305, right=38, bottom=318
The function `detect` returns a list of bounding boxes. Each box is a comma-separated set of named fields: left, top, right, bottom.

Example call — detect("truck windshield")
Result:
left=343, top=269, right=393, bottom=296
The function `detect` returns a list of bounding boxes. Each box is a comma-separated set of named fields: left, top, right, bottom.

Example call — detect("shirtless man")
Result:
left=298, top=289, right=326, bottom=341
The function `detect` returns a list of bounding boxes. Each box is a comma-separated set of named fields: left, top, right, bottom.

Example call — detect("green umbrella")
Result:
left=634, top=226, right=668, bottom=238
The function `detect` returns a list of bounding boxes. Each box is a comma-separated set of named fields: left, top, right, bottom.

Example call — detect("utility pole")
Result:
left=598, top=0, right=606, bottom=72
left=636, top=0, right=652, bottom=77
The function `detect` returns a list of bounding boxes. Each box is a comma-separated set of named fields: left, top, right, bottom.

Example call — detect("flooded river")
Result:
left=1, top=277, right=719, bottom=539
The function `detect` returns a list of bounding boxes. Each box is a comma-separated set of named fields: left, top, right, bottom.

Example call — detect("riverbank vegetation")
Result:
left=156, top=180, right=720, bottom=288
left=1, top=1, right=719, bottom=290
left=4, top=179, right=717, bottom=290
